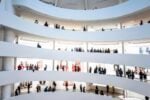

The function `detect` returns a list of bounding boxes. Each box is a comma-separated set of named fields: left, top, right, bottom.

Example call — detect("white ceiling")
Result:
left=41, top=0, right=127, bottom=10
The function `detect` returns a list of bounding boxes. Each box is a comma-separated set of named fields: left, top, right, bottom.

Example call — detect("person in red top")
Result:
left=18, top=62, right=24, bottom=70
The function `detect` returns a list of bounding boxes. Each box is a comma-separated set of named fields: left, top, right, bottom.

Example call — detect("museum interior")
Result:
left=0, top=0, right=150, bottom=100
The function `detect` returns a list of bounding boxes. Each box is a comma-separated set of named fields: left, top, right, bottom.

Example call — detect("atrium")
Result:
left=0, top=0, right=150, bottom=100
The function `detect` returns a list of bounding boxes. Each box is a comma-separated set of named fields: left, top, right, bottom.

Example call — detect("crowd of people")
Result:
left=33, top=18, right=150, bottom=33
left=56, top=64, right=81, bottom=72
left=72, top=47, right=85, bottom=52
left=56, top=64, right=67, bottom=71
left=95, top=85, right=115, bottom=96
left=87, top=66, right=108, bottom=76
left=15, top=81, right=57, bottom=96
left=17, top=62, right=48, bottom=71
left=115, top=65, right=148, bottom=82
left=115, top=66, right=123, bottom=77
left=14, top=80, right=149, bottom=100
left=126, top=69, right=147, bottom=81
left=57, top=47, right=118, bottom=54
left=17, top=63, right=39, bottom=71
left=17, top=62, right=149, bottom=82
left=15, top=81, right=84, bottom=96
left=15, top=81, right=118, bottom=98
left=90, top=66, right=107, bottom=75
left=126, top=69, right=135, bottom=79
left=88, top=48, right=118, bottom=53
left=15, top=81, right=32, bottom=95
left=88, top=64, right=149, bottom=82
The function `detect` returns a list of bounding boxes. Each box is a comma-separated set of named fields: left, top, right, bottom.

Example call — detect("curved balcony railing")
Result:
left=0, top=71, right=150, bottom=96
left=0, top=41, right=150, bottom=68
left=1, top=10, right=150, bottom=42
left=4, top=91, right=114, bottom=100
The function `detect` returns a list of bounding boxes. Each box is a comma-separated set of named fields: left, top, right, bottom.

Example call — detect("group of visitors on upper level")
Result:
left=35, top=20, right=64, bottom=29
left=56, top=64, right=68, bottom=71
left=57, top=47, right=118, bottom=54
left=114, top=65, right=148, bottom=81
left=17, top=61, right=149, bottom=82
left=88, top=48, right=118, bottom=53
left=57, top=47, right=85, bottom=52
left=33, top=19, right=150, bottom=32
left=87, top=64, right=149, bottom=82
left=126, top=68, right=147, bottom=81
left=126, top=69, right=135, bottom=79
left=89, top=65, right=115, bottom=75
left=56, top=64, right=81, bottom=72
left=115, top=66, right=123, bottom=77
left=73, top=47, right=85, bottom=52
left=88, top=66, right=106, bottom=75
left=17, top=62, right=47, bottom=71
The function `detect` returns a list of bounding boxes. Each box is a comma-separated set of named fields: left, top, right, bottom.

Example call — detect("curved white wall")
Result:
left=0, top=71, right=150, bottom=96
left=4, top=92, right=113, bottom=100
left=1, top=10, right=150, bottom=42
left=13, top=0, right=150, bottom=21
left=0, top=41, right=150, bottom=68
left=0, top=0, right=150, bottom=99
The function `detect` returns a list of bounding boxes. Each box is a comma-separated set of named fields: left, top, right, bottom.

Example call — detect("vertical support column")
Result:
left=122, top=41, right=126, bottom=77
left=0, top=26, right=4, bottom=41
left=2, top=57, right=15, bottom=99
left=14, top=36, right=19, bottom=70
left=85, top=42, right=91, bottom=91
left=122, top=41, right=127, bottom=98
left=2, top=29, right=16, bottom=99
left=84, top=0, right=88, bottom=10
left=0, top=0, right=5, bottom=10
left=52, top=40, right=55, bottom=71
left=1, top=0, right=15, bottom=99
left=0, top=26, right=4, bottom=100
left=120, top=23, right=122, bottom=29
left=54, top=0, right=58, bottom=6
left=4, top=0, right=15, bottom=14
left=86, top=42, right=89, bottom=72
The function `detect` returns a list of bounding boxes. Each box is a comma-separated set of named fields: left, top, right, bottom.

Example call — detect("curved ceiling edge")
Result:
left=0, top=11, right=150, bottom=42
left=13, top=0, right=150, bottom=21
left=0, top=71, right=150, bottom=96
left=0, top=41, right=150, bottom=68
left=5, top=92, right=113, bottom=100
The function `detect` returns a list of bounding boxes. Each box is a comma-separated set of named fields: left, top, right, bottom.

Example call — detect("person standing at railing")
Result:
left=27, top=83, right=31, bottom=93
left=44, top=21, right=49, bottom=27
left=80, top=84, right=83, bottom=92
left=106, top=85, right=109, bottom=94
left=145, top=96, right=149, bottom=100
left=89, top=67, right=92, bottom=73
left=95, top=86, right=99, bottom=94
left=65, top=81, right=69, bottom=91
left=34, top=20, right=38, bottom=24
left=44, top=64, right=47, bottom=71
left=73, top=83, right=76, bottom=91
left=140, top=20, right=143, bottom=25
left=83, top=86, right=86, bottom=93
